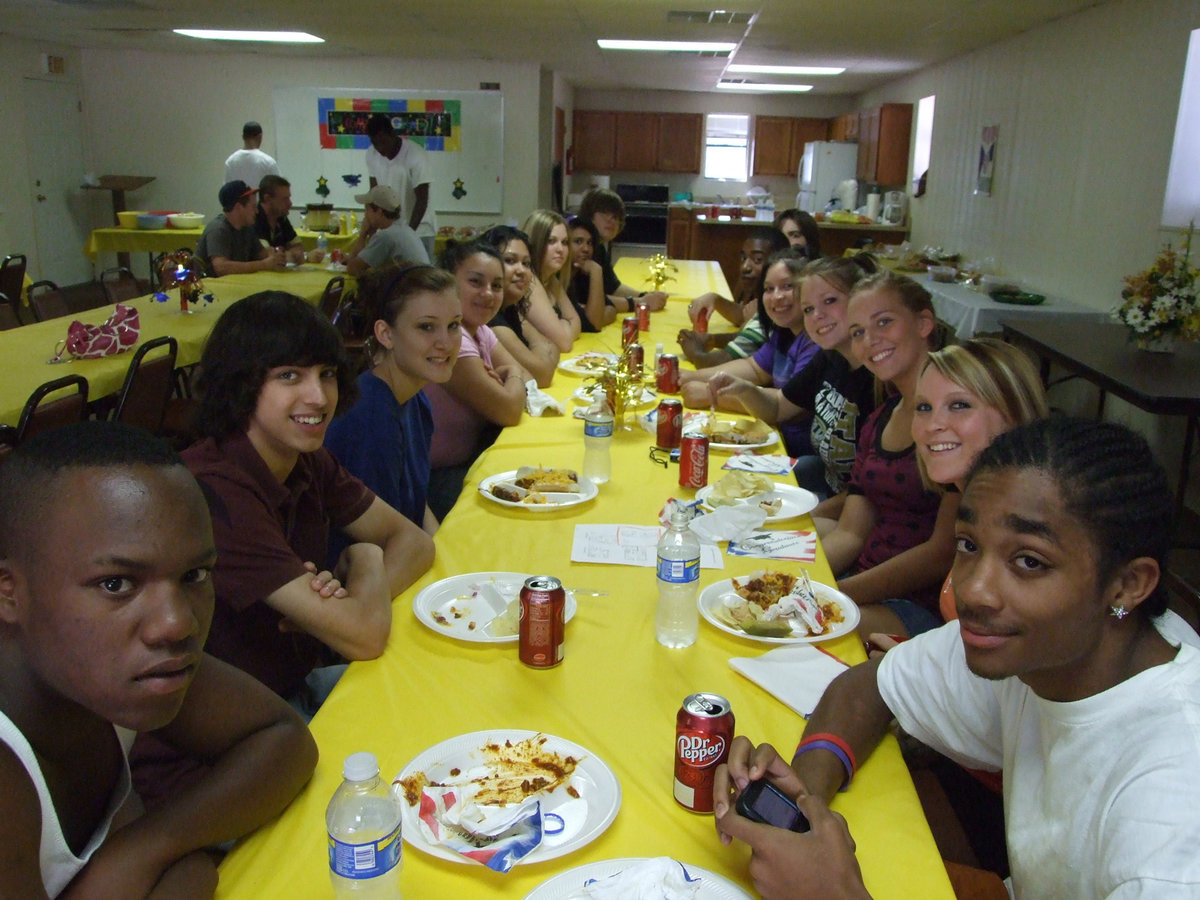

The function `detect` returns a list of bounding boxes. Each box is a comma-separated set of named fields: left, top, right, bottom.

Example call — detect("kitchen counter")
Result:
left=668, top=208, right=909, bottom=287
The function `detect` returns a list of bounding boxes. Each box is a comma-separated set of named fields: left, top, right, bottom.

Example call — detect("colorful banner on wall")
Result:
left=317, top=98, right=461, bottom=151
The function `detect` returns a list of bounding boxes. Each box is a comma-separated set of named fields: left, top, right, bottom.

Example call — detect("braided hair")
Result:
left=968, top=417, right=1173, bottom=618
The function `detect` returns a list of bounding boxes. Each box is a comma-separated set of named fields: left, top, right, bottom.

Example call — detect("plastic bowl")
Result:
left=117, top=210, right=144, bottom=229
left=929, top=265, right=957, bottom=283
left=168, top=213, right=205, bottom=229
left=137, top=214, right=168, bottom=230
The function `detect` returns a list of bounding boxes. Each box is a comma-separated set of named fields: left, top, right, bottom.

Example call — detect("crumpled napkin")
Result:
left=526, top=379, right=565, bottom=416
left=414, top=784, right=547, bottom=872
left=688, top=504, right=766, bottom=542
left=729, top=644, right=849, bottom=718
left=723, top=453, right=797, bottom=475
left=564, top=857, right=703, bottom=899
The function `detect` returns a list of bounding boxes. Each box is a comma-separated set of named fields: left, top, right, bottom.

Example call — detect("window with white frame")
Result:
left=912, top=94, right=936, bottom=189
left=704, top=114, right=749, bottom=181
left=1163, top=28, right=1200, bottom=226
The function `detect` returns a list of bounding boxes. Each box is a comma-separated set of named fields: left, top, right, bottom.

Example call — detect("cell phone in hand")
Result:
left=734, top=779, right=811, bottom=833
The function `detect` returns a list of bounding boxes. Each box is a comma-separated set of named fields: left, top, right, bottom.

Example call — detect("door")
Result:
left=23, top=78, right=92, bottom=286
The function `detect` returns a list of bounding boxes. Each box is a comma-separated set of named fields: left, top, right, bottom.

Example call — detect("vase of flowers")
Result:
left=1114, top=225, right=1200, bottom=352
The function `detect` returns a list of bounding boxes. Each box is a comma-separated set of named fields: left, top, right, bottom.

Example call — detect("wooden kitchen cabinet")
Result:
left=572, top=110, right=616, bottom=171
left=753, top=116, right=831, bottom=176
left=855, top=103, right=912, bottom=187
left=657, top=113, right=703, bottom=173
left=830, top=112, right=859, bottom=142
left=667, top=206, right=694, bottom=258
left=614, top=112, right=660, bottom=172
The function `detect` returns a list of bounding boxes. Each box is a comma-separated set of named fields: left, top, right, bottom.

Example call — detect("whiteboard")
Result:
left=271, top=87, right=503, bottom=215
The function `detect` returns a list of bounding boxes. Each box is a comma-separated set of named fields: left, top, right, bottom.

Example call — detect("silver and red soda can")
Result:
left=625, top=342, right=644, bottom=375
left=519, top=576, right=565, bottom=668
left=655, top=354, right=680, bottom=393
left=656, top=398, right=683, bottom=449
left=678, top=432, right=709, bottom=488
left=637, top=302, right=650, bottom=331
left=330, top=248, right=343, bottom=264
left=674, top=692, right=735, bottom=813
left=621, top=316, right=639, bottom=349
left=694, top=307, right=710, bottom=335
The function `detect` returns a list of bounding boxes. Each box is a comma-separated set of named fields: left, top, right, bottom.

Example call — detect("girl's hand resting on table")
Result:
left=707, top=371, right=754, bottom=409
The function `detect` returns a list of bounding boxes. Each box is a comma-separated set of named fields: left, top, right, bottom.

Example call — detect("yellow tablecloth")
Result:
left=215, top=259, right=953, bottom=899
left=0, top=266, right=346, bottom=425
left=83, top=227, right=359, bottom=262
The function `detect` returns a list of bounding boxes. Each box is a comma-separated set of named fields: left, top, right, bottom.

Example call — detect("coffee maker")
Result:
left=881, top=191, right=907, bottom=225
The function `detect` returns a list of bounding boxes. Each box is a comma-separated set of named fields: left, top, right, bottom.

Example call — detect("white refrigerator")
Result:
left=797, top=141, right=859, bottom=214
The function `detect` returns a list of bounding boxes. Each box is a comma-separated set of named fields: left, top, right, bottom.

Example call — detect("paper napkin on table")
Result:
left=722, top=454, right=797, bottom=475
left=525, top=380, right=564, bottom=416
left=564, top=857, right=703, bottom=899
left=729, top=644, right=850, bottom=718
left=687, top=505, right=766, bottom=542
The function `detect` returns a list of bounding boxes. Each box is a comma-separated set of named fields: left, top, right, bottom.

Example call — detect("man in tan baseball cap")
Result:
left=344, top=185, right=429, bottom=277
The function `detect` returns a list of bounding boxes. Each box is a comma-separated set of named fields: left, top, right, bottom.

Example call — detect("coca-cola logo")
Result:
left=686, top=441, right=707, bottom=466
left=677, top=732, right=727, bottom=767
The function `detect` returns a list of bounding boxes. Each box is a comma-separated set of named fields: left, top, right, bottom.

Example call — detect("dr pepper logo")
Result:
left=677, top=732, right=727, bottom=767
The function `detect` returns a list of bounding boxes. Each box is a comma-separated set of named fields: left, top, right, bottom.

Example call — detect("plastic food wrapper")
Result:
left=525, top=379, right=565, bottom=417
left=564, top=857, right=703, bottom=899
left=413, top=784, right=563, bottom=873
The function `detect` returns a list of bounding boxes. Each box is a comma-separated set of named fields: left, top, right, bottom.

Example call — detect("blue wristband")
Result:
left=792, top=739, right=854, bottom=792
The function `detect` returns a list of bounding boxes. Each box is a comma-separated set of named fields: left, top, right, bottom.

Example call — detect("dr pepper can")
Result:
left=674, top=692, right=735, bottom=813
left=519, top=576, right=565, bottom=668
left=621, top=316, right=639, bottom=349
left=656, top=398, right=683, bottom=449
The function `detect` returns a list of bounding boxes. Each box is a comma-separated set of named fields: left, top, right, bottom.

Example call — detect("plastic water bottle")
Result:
left=582, top=407, right=614, bottom=484
left=656, top=510, right=700, bottom=648
left=317, top=231, right=329, bottom=256
left=327, top=752, right=403, bottom=899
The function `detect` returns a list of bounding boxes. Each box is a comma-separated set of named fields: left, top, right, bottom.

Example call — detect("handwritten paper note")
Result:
left=571, top=525, right=725, bottom=569
left=721, top=454, right=797, bottom=475
left=727, top=530, right=817, bottom=562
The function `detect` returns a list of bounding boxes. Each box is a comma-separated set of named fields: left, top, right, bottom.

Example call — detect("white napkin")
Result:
left=729, top=644, right=850, bottom=718
left=564, top=857, right=703, bottom=899
left=688, top=504, right=766, bottom=542
left=525, top=379, right=565, bottom=416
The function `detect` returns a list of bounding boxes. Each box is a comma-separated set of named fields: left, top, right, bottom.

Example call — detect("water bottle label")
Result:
left=657, top=554, right=699, bottom=584
left=328, top=821, right=402, bottom=879
left=584, top=419, right=614, bottom=438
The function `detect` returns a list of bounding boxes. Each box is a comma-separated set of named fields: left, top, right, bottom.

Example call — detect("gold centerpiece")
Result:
left=643, top=254, right=678, bottom=292
left=157, top=250, right=207, bottom=313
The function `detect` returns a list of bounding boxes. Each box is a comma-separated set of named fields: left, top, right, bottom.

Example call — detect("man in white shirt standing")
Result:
left=224, top=121, right=280, bottom=187
left=365, top=113, right=436, bottom=260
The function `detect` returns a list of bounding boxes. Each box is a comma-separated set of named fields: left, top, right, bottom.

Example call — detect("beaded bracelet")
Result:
left=792, top=732, right=857, bottom=792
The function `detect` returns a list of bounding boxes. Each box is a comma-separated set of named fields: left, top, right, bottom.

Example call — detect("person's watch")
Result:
left=626, top=296, right=636, bottom=313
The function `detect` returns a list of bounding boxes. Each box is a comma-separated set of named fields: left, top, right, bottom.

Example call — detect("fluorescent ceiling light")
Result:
left=718, top=82, right=813, bottom=92
left=174, top=29, right=324, bottom=43
left=727, top=64, right=844, bottom=76
left=597, top=39, right=738, bottom=52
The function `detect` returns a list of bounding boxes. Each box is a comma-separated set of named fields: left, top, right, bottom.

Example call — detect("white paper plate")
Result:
left=479, top=471, right=599, bottom=511
left=696, top=483, right=819, bottom=523
left=412, top=572, right=578, bottom=643
left=396, top=730, right=621, bottom=866
left=558, top=353, right=618, bottom=376
left=698, top=572, right=860, bottom=644
left=572, top=384, right=656, bottom=408
left=708, top=429, right=779, bottom=452
left=524, top=858, right=752, bottom=899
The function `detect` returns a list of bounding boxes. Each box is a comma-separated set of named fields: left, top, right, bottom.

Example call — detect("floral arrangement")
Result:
left=643, top=254, right=678, bottom=292
left=1114, top=225, right=1200, bottom=344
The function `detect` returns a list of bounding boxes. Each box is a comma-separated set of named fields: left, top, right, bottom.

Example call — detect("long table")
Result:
left=918, top=272, right=1104, bottom=338
left=215, top=258, right=953, bottom=899
left=0, top=265, right=346, bottom=426
left=83, top=226, right=358, bottom=263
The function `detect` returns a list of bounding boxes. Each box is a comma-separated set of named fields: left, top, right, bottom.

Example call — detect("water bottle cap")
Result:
left=343, top=751, right=379, bottom=781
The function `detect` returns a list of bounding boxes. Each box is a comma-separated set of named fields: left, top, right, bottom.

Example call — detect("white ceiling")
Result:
left=5, top=0, right=1105, bottom=95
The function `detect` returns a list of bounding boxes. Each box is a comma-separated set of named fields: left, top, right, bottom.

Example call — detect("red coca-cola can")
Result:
left=621, top=316, right=639, bottom=349
left=678, top=432, right=709, bottom=489
left=637, top=302, right=650, bottom=331
left=330, top=248, right=343, bottom=264
left=656, top=354, right=680, bottom=394
left=519, top=575, right=565, bottom=668
left=626, top=342, right=644, bottom=375
left=656, top=398, right=683, bottom=449
left=674, top=692, right=735, bottom=813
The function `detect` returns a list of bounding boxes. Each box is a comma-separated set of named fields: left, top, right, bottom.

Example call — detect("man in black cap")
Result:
left=195, top=180, right=284, bottom=277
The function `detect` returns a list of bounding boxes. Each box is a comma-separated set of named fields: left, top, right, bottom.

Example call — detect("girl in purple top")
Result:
left=813, top=271, right=958, bottom=638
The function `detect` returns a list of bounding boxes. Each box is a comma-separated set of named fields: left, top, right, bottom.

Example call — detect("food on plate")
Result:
left=707, top=418, right=771, bottom=446
left=569, top=352, right=616, bottom=372
left=486, top=597, right=520, bottom=637
left=714, top=571, right=844, bottom=638
left=514, top=466, right=580, bottom=493
left=396, top=734, right=579, bottom=808
left=758, top=497, right=783, bottom=516
left=706, top=471, right=775, bottom=506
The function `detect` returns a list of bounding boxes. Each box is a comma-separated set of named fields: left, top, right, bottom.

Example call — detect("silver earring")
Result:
left=1110, top=606, right=1129, bottom=620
